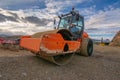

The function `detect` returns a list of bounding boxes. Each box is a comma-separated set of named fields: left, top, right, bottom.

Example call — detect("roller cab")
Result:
left=20, top=8, right=93, bottom=65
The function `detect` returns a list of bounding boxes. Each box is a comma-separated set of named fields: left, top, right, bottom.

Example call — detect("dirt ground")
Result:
left=0, top=45, right=120, bottom=80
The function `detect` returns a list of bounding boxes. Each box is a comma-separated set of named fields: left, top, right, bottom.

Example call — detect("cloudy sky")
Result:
left=0, top=0, right=120, bottom=40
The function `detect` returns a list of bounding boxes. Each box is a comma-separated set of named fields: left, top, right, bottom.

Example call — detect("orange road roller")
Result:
left=20, top=8, right=93, bottom=65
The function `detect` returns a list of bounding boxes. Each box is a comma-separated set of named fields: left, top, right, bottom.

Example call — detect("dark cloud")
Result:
left=0, top=14, right=18, bottom=22
left=25, top=16, right=50, bottom=26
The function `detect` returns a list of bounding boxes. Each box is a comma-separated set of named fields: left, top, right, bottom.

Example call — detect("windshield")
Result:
left=58, top=15, right=83, bottom=28
left=58, top=15, right=84, bottom=37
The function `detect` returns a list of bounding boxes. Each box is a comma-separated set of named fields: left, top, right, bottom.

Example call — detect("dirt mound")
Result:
left=109, top=31, right=120, bottom=47
left=31, top=30, right=58, bottom=38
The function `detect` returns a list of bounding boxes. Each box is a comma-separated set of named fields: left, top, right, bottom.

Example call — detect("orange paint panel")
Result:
left=41, top=33, right=65, bottom=51
left=41, top=33, right=80, bottom=52
left=66, top=41, right=80, bottom=51
left=20, top=38, right=41, bottom=53
left=82, top=32, right=89, bottom=38
left=42, top=41, right=65, bottom=50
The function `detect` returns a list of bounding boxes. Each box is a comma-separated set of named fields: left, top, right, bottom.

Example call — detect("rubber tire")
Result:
left=80, top=38, right=93, bottom=56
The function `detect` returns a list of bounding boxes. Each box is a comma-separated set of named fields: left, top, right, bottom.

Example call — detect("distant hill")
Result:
left=109, top=31, right=120, bottom=47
